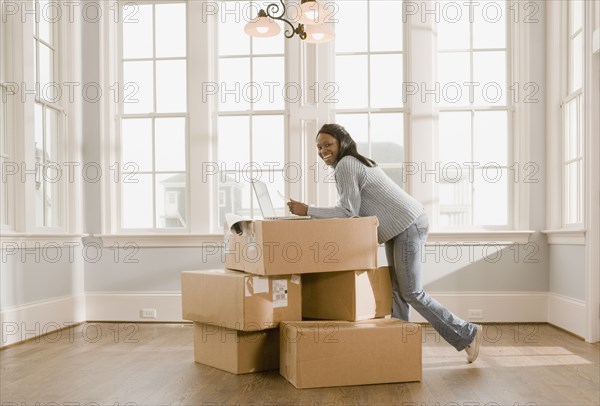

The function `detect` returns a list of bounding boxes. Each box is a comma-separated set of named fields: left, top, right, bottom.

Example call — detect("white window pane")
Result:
left=217, top=174, right=252, bottom=227
left=438, top=171, right=472, bottom=227
left=155, top=3, right=186, bottom=58
left=335, top=55, right=368, bottom=109
left=473, top=51, right=506, bottom=105
left=37, top=0, right=52, bottom=44
left=571, top=33, right=583, bottom=91
left=122, top=4, right=153, bottom=59
left=44, top=168, right=61, bottom=227
left=36, top=182, right=44, bottom=226
left=474, top=111, right=508, bottom=166
left=0, top=157, right=7, bottom=225
left=334, top=0, right=367, bottom=53
left=578, top=97, right=583, bottom=157
left=35, top=104, right=43, bottom=162
left=156, top=60, right=187, bottom=113
left=44, top=107, right=58, bottom=162
left=578, top=160, right=583, bottom=223
left=473, top=0, right=506, bottom=49
left=571, top=0, right=583, bottom=33
left=438, top=112, right=471, bottom=165
left=218, top=7, right=250, bottom=56
left=371, top=54, right=403, bottom=108
left=334, top=114, right=368, bottom=158
left=121, top=119, right=153, bottom=172
left=565, top=99, right=578, bottom=160
left=123, top=61, right=154, bottom=114
left=371, top=113, right=404, bottom=164
left=370, top=1, right=402, bottom=52
left=155, top=117, right=186, bottom=172
left=565, top=162, right=578, bottom=224
left=252, top=115, right=284, bottom=167
left=0, top=87, right=6, bottom=155
left=218, top=116, right=250, bottom=170
left=438, top=52, right=470, bottom=106
left=39, top=44, right=55, bottom=101
left=122, top=174, right=153, bottom=228
left=437, top=2, right=470, bottom=50
left=156, top=173, right=186, bottom=228
left=252, top=57, right=284, bottom=111
left=219, top=58, right=250, bottom=112
left=473, top=168, right=508, bottom=225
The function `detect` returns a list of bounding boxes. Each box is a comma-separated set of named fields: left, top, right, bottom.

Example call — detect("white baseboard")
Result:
left=85, top=292, right=184, bottom=322
left=408, top=292, right=548, bottom=323
left=547, top=292, right=587, bottom=338
left=0, top=292, right=586, bottom=347
left=1, top=294, right=86, bottom=348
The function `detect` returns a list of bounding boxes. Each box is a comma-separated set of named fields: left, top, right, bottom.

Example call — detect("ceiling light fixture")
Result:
left=244, top=0, right=335, bottom=44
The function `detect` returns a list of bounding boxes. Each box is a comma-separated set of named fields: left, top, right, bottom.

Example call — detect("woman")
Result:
left=288, top=123, right=483, bottom=363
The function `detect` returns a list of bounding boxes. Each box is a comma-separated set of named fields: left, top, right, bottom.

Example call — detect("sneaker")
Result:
left=465, top=324, right=483, bottom=363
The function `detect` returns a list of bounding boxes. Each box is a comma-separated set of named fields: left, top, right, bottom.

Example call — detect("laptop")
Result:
left=252, top=181, right=311, bottom=220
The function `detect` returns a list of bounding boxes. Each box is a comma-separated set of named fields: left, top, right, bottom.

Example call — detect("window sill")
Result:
left=0, top=233, right=86, bottom=247
left=426, top=231, right=535, bottom=245
left=96, top=231, right=535, bottom=248
left=98, top=234, right=225, bottom=248
left=541, top=229, right=586, bottom=245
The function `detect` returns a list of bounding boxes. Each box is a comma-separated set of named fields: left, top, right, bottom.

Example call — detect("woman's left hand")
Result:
left=288, top=199, right=309, bottom=216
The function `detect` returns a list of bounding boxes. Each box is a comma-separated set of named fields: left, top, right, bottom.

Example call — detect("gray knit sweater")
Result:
left=307, top=155, right=424, bottom=244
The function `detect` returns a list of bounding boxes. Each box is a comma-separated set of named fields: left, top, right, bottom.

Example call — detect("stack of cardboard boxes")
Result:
left=181, top=217, right=422, bottom=388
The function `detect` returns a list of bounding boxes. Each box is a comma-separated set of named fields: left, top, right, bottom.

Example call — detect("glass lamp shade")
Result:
left=244, top=15, right=281, bottom=37
left=298, top=0, right=331, bottom=25
left=304, top=23, right=335, bottom=43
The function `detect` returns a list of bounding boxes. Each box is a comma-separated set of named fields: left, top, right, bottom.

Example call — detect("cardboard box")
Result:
left=181, top=269, right=301, bottom=331
left=302, top=267, right=392, bottom=321
left=193, top=322, right=279, bottom=374
left=280, top=319, right=422, bottom=388
left=224, top=217, right=378, bottom=275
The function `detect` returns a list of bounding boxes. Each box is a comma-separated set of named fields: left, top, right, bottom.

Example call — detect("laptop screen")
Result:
left=252, top=181, right=277, bottom=218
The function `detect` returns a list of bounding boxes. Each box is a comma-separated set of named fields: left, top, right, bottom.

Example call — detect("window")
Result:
left=563, top=0, right=584, bottom=226
left=118, top=2, right=188, bottom=230
left=436, top=0, right=510, bottom=228
left=333, top=0, right=405, bottom=187
left=33, top=0, right=64, bottom=228
left=215, top=1, right=286, bottom=228
left=0, top=85, right=12, bottom=229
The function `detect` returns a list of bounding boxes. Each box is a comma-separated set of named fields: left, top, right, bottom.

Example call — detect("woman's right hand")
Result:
left=287, top=199, right=309, bottom=216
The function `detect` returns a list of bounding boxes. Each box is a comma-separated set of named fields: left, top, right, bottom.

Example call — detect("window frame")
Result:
left=434, top=0, right=514, bottom=231
left=114, top=0, right=190, bottom=233
left=100, top=0, right=536, bottom=245
left=561, top=0, right=585, bottom=228
left=32, top=0, right=67, bottom=231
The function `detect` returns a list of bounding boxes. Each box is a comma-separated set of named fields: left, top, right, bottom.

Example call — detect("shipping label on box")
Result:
left=302, top=267, right=392, bottom=321
left=193, top=322, right=279, bottom=374
left=280, top=319, right=422, bottom=388
left=181, top=269, right=302, bottom=331
left=224, top=217, right=378, bottom=275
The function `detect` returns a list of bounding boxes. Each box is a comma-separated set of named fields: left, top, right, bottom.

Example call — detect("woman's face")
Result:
left=316, top=132, right=340, bottom=166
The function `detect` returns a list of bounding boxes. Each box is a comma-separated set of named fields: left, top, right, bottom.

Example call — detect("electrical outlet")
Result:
left=140, top=309, right=157, bottom=319
left=468, top=309, right=483, bottom=319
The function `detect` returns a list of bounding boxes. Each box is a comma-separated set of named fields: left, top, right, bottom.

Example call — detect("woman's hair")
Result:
left=317, top=124, right=377, bottom=168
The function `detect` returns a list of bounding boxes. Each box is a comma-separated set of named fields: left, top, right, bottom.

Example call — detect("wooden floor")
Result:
left=1, top=323, right=598, bottom=406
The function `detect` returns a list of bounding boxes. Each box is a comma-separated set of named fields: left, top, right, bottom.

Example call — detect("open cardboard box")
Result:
left=224, top=217, right=378, bottom=276
left=182, top=269, right=302, bottom=331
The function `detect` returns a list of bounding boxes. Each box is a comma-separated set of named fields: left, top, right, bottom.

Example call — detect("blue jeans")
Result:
left=385, top=212, right=476, bottom=351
